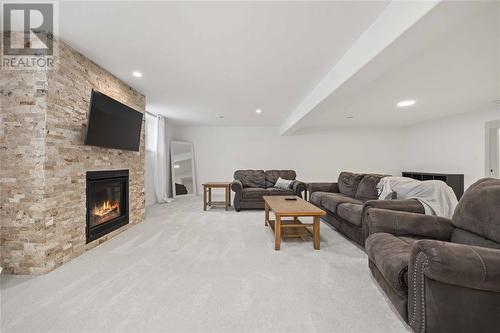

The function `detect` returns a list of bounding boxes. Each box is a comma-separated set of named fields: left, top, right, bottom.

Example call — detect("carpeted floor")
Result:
left=1, top=196, right=410, bottom=333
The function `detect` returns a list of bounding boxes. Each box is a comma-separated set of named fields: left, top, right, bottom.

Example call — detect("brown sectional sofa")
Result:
left=365, top=178, right=500, bottom=333
left=309, top=172, right=425, bottom=246
left=231, top=170, right=306, bottom=211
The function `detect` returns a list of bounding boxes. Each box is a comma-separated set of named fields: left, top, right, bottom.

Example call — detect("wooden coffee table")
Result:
left=263, top=196, right=326, bottom=251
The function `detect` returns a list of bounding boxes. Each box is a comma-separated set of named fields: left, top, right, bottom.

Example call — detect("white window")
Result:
left=145, top=113, right=158, bottom=152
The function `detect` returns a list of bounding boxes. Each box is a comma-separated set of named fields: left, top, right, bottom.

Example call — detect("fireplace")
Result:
left=86, top=170, right=129, bottom=243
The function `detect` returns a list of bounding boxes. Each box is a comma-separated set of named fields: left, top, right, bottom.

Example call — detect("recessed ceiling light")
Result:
left=345, top=115, right=354, bottom=119
left=174, top=164, right=180, bottom=169
left=132, top=71, right=143, bottom=78
left=216, top=115, right=224, bottom=119
left=255, top=109, right=262, bottom=114
left=397, top=100, right=416, bottom=108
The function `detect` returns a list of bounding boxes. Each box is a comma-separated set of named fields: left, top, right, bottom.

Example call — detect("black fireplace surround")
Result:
left=86, top=170, right=129, bottom=243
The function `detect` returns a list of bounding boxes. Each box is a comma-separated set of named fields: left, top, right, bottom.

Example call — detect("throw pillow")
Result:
left=274, top=177, right=293, bottom=190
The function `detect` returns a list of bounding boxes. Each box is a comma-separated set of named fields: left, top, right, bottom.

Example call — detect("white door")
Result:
left=497, top=127, right=500, bottom=177
left=486, top=121, right=500, bottom=178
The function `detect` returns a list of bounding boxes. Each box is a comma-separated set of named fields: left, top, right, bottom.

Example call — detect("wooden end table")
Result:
left=203, top=182, right=231, bottom=211
left=263, top=195, right=326, bottom=250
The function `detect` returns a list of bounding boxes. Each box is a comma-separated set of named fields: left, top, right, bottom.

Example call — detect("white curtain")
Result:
left=155, top=116, right=173, bottom=203
left=144, top=113, right=158, bottom=207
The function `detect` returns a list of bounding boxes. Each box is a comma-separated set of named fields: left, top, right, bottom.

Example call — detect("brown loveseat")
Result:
left=365, top=178, right=500, bottom=333
left=231, top=170, right=306, bottom=211
left=309, top=172, right=424, bottom=246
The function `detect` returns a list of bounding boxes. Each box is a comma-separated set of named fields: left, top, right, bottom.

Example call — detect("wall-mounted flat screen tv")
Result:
left=85, top=90, right=143, bottom=151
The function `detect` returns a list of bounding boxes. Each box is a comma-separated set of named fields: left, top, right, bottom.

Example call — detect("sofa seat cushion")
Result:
left=337, top=203, right=363, bottom=226
left=267, top=188, right=294, bottom=196
left=321, top=193, right=363, bottom=214
left=310, top=191, right=328, bottom=206
left=242, top=188, right=268, bottom=199
left=366, top=233, right=421, bottom=296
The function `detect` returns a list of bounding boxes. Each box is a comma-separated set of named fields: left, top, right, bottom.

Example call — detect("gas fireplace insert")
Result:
left=86, top=170, right=129, bottom=243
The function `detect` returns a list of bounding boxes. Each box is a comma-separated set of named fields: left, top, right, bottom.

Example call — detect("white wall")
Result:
left=174, top=126, right=405, bottom=193
left=401, top=107, right=500, bottom=189
left=145, top=109, right=500, bottom=205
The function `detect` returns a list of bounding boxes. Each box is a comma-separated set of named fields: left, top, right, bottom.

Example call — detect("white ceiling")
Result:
left=58, top=1, right=389, bottom=126
left=300, top=1, right=500, bottom=128
left=57, top=1, right=499, bottom=129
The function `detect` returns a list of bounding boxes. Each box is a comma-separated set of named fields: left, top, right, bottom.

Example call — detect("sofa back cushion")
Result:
left=450, top=229, right=500, bottom=250
left=338, top=172, right=364, bottom=197
left=234, top=170, right=266, bottom=188
left=451, top=178, right=500, bottom=246
left=355, top=174, right=387, bottom=201
left=265, top=170, right=296, bottom=188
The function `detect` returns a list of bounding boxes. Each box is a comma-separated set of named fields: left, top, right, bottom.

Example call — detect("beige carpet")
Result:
left=1, top=196, right=410, bottom=333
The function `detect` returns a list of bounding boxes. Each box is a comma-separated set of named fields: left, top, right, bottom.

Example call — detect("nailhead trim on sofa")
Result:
left=409, top=251, right=429, bottom=333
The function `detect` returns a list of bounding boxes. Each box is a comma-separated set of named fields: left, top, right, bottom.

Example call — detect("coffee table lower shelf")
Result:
left=267, top=219, right=314, bottom=239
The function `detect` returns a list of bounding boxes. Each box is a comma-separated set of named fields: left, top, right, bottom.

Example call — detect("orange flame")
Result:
left=92, top=200, right=120, bottom=217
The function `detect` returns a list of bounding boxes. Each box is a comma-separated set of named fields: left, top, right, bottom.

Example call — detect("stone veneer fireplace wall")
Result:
left=0, top=38, right=146, bottom=274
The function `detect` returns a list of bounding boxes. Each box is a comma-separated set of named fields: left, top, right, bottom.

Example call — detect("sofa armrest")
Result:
left=231, top=180, right=244, bottom=211
left=365, top=208, right=454, bottom=240
left=363, top=199, right=425, bottom=214
left=231, top=180, right=243, bottom=193
left=408, top=240, right=500, bottom=332
left=362, top=199, right=427, bottom=241
left=411, top=240, right=500, bottom=292
left=307, top=182, right=339, bottom=194
left=292, top=180, right=306, bottom=197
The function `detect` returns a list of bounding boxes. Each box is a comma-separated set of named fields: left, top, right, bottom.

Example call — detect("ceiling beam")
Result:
left=280, top=0, right=441, bottom=135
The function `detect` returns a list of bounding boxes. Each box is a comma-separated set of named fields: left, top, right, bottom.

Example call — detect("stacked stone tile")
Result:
left=0, top=38, right=145, bottom=274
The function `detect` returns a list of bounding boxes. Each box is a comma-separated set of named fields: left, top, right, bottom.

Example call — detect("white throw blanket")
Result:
left=377, top=177, right=458, bottom=218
